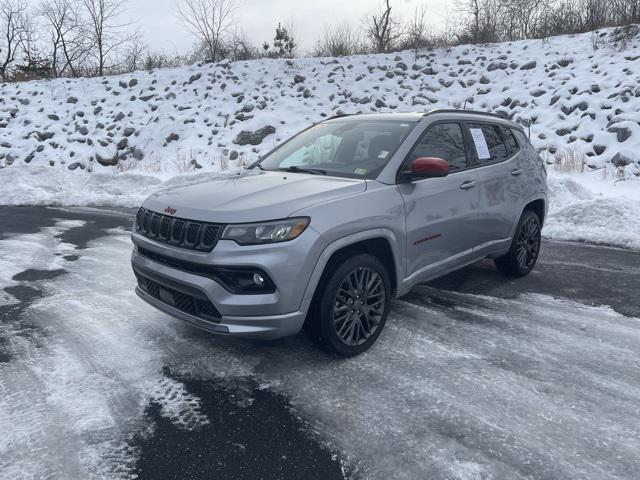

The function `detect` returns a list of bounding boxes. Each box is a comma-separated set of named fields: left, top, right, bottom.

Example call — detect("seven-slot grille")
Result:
left=135, top=207, right=223, bottom=252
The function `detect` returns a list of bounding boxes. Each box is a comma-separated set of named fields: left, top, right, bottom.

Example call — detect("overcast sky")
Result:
left=125, top=0, right=452, bottom=55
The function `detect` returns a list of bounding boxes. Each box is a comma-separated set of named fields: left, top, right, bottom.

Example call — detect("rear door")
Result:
left=464, top=122, right=523, bottom=248
left=397, top=122, right=481, bottom=281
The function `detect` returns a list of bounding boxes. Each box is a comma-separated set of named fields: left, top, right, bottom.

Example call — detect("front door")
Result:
left=397, top=122, right=481, bottom=282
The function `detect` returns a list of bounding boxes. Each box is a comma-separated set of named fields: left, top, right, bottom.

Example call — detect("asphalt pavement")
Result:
left=1, top=206, right=639, bottom=480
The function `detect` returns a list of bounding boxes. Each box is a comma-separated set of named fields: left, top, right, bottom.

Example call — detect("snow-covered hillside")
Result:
left=0, top=26, right=639, bottom=248
left=2, top=26, right=640, bottom=173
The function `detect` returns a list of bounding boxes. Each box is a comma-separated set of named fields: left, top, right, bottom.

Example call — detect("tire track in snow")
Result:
left=0, top=224, right=215, bottom=480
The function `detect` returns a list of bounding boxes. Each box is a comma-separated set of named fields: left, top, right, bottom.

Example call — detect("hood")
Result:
left=143, top=170, right=366, bottom=223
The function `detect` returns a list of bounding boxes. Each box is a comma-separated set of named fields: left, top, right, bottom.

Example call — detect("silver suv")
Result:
left=131, top=110, right=547, bottom=356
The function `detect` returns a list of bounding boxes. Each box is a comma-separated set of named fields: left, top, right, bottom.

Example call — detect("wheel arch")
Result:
left=300, top=229, right=402, bottom=316
left=524, top=197, right=546, bottom=228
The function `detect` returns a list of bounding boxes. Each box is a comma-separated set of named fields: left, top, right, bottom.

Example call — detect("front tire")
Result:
left=494, top=210, right=542, bottom=277
left=309, top=254, right=391, bottom=357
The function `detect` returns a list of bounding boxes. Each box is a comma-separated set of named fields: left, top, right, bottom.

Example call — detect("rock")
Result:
left=487, top=62, right=508, bottom=71
left=233, top=125, right=276, bottom=146
left=593, top=145, right=606, bottom=155
left=293, top=74, right=306, bottom=84
left=66, top=96, right=78, bottom=104
left=68, top=162, right=85, bottom=170
left=119, top=81, right=128, bottom=89
left=188, top=73, right=201, bottom=84
left=375, top=99, right=387, bottom=108
left=116, top=138, right=128, bottom=150
left=129, top=78, right=138, bottom=87
left=395, top=62, right=407, bottom=71
left=36, top=131, right=54, bottom=142
left=140, top=94, right=155, bottom=101
left=166, top=133, right=179, bottom=143
left=24, top=153, right=35, bottom=163
left=520, top=61, right=537, bottom=70
left=229, top=150, right=239, bottom=160
left=555, top=128, right=572, bottom=136
left=531, top=89, right=546, bottom=97
left=48, top=114, right=60, bottom=121
left=114, top=112, right=125, bottom=122
left=131, top=148, right=144, bottom=160
left=123, top=127, right=135, bottom=137
left=78, top=126, right=89, bottom=135
left=611, top=152, right=632, bottom=167
left=94, top=106, right=103, bottom=115
left=303, top=89, right=311, bottom=98
left=96, top=152, right=119, bottom=166
left=610, top=126, right=632, bottom=142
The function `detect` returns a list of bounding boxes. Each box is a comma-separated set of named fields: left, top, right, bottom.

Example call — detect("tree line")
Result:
left=1, top=0, right=639, bottom=82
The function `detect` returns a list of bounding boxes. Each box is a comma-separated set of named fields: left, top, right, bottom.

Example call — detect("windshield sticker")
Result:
left=354, top=168, right=368, bottom=175
left=469, top=128, right=490, bottom=159
left=378, top=151, right=389, bottom=159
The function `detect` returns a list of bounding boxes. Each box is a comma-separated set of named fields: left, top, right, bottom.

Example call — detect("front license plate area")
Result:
left=159, top=287, right=175, bottom=306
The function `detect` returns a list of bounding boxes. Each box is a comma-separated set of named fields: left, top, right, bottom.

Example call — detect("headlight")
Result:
left=222, top=217, right=310, bottom=245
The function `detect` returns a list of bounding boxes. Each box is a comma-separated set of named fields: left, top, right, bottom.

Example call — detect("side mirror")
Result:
left=404, top=157, right=449, bottom=181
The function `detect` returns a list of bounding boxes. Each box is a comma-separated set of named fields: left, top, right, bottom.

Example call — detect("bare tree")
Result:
left=315, top=22, right=364, bottom=57
left=402, top=3, right=430, bottom=55
left=363, top=0, right=404, bottom=53
left=82, top=0, right=139, bottom=76
left=176, top=0, right=236, bottom=62
left=39, top=0, right=88, bottom=76
left=0, top=0, right=27, bottom=81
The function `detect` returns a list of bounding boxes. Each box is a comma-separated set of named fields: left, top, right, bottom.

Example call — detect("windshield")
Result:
left=257, top=120, right=417, bottom=179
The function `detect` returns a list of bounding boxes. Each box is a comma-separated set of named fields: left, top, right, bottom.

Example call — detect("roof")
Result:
left=323, top=109, right=523, bottom=129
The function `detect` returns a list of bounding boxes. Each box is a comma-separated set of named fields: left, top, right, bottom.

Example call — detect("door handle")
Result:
left=511, top=169, right=523, bottom=177
left=460, top=180, right=477, bottom=190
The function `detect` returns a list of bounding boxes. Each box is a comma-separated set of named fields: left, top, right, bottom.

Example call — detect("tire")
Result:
left=307, top=254, right=391, bottom=357
left=494, top=210, right=542, bottom=277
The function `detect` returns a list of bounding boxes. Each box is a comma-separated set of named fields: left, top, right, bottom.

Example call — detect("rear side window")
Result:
left=501, top=126, right=519, bottom=156
left=408, top=123, right=469, bottom=172
left=467, top=123, right=510, bottom=165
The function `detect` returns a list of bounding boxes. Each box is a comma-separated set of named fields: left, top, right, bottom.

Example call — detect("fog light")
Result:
left=253, top=272, right=265, bottom=286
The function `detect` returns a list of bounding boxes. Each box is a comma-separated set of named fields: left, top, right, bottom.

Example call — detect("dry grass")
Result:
left=174, top=151, right=197, bottom=173
left=553, top=147, right=587, bottom=173
left=112, top=157, right=138, bottom=173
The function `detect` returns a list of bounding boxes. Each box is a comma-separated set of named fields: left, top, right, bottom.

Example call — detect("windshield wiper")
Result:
left=277, top=166, right=327, bottom=175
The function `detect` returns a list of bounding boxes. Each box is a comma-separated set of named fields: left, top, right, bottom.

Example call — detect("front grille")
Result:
left=135, top=207, right=224, bottom=252
left=135, top=271, right=221, bottom=322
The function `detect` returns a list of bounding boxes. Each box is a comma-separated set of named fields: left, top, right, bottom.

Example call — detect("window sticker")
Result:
left=378, top=150, right=389, bottom=159
left=469, top=128, right=491, bottom=159
left=354, top=168, right=368, bottom=175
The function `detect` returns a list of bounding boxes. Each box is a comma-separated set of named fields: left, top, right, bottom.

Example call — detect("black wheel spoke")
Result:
left=516, top=217, right=541, bottom=270
left=333, top=266, right=386, bottom=347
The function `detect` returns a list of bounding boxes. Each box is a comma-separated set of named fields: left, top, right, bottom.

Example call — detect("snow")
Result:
left=546, top=170, right=640, bottom=249
left=2, top=222, right=639, bottom=479
left=0, top=224, right=214, bottom=479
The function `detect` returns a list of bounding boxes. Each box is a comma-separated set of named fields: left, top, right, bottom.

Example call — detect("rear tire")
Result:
left=306, top=254, right=391, bottom=357
left=494, top=210, right=541, bottom=277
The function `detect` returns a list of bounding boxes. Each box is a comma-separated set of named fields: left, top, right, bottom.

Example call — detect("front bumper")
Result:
left=130, top=227, right=326, bottom=340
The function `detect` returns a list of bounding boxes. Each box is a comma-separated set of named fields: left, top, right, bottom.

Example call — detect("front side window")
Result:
left=407, top=123, right=469, bottom=172
left=258, top=120, right=416, bottom=179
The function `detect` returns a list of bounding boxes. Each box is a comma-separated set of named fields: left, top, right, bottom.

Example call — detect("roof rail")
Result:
left=325, top=112, right=353, bottom=121
left=424, top=108, right=510, bottom=120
